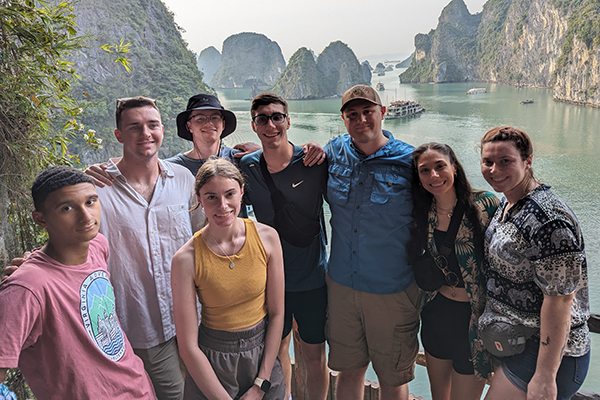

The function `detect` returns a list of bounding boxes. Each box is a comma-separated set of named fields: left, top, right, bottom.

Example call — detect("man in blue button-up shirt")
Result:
left=325, top=85, right=421, bottom=400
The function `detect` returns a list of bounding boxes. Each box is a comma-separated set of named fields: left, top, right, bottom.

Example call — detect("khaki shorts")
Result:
left=326, top=276, right=422, bottom=387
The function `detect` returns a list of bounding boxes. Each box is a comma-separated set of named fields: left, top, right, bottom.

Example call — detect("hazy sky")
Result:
left=161, top=0, right=487, bottom=62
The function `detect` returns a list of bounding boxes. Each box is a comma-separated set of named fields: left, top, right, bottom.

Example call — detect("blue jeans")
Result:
left=498, top=338, right=590, bottom=400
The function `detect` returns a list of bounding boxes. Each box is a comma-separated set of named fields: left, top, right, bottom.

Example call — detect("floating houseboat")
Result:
left=376, top=82, right=385, bottom=91
left=385, top=100, right=425, bottom=119
left=466, top=88, right=486, bottom=95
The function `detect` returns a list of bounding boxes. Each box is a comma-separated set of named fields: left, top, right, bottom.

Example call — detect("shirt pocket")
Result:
left=167, top=204, right=192, bottom=241
left=370, top=172, right=410, bottom=205
left=327, top=164, right=352, bottom=205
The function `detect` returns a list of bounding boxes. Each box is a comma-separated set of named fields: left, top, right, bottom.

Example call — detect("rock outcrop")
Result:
left=197, top=46, right=221, bottom=83
left=401, top=0, right=600, bottom=107
left=397, top=53, right=414, bottom=68
left=69, top=0, right=210, bottom=160
left=271, top=47, right=321, bottom=99
left=361, top=61, right=373, bottom=83
left=316, top=41, right=369, bottom=97
left=210, top=32, right=285, bottom=88
left=266, top=41, right=368, bottom=100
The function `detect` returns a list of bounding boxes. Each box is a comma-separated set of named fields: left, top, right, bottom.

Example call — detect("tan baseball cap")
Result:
left=340, top=84, right=382, bottom=112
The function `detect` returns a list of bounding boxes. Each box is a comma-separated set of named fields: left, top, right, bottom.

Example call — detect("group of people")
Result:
left=0, top=83, right=590, bottom=400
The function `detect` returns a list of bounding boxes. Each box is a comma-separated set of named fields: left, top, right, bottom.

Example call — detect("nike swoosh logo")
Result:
left=292, top=180, right=304, bottom=188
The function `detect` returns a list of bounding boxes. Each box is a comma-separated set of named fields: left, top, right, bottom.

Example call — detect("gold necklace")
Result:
left=204, top=228, right=238, bottom=269
left=436, top=199, right=457, bottom=219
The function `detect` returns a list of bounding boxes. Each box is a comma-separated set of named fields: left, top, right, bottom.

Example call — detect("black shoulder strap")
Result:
left=259, top=153, right=279, bottom=194
left=438, top=201, right=465, bottom=256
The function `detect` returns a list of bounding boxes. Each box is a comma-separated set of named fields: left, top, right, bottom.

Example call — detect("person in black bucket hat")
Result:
left=166, top=94, right=259, bottom=176
left=176, top=94, right=237, bottom=141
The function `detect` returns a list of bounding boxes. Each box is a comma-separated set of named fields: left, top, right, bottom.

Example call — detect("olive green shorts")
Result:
left=326, top=276, right=422, bottom=387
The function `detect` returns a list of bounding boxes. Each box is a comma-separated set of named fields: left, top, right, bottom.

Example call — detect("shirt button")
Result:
left=354, top=229, right=357, bottom=233
left=388, top=182, right=393, bottom=186
left=356, top=205, right=360, bottom=209
left=359, top=182, right=363, bottom=186
left=354, top=271, right=357, bottom=274
left=353, top=251, right=357, bottom=254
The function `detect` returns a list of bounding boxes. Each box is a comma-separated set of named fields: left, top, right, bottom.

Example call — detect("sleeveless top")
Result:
left=193, top=218, right=268, bottom=331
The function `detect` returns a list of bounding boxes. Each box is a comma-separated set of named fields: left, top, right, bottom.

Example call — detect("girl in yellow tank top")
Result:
left=171, top=159, right=285, bottom=400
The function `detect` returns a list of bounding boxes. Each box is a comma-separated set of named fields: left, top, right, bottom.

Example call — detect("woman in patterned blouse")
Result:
left=479, top=126, right=590, bottom=400
left=410, top=143, right=499, bottom=400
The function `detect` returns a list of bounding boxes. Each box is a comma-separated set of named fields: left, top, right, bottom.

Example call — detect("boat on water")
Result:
left=376, top=82, right=385, bottom=91
left=377, top=71, right=385, bottom=76
left=385, top=100, right=425, bottom=119
left=520, top=98, right=534, bottom=104
left=466, top=88, right=486, bottom=95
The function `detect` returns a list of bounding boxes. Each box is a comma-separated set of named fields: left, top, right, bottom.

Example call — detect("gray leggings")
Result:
left=183, top=318, right=285, bottom=400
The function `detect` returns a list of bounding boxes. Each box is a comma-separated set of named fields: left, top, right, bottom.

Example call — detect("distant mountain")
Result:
left=69, top=0, right=211, bottom=161
left=197, top=46, right=221, bottom=83
left=210, top=32, right=286, bottom=88
left=361, top=61, right=373, bottom=84
left=401, top=0, right=600, bottom=107
left=397, top=53, right=414, bottom=68
left=265, top=41, right=369, bottom=100
left=270, top=47, right=321, bottom=99
left=317, top=41, right=369, bottom=97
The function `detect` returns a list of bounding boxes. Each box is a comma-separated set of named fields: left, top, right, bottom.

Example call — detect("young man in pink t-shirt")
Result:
left=0, top=166, right=156, bottom=400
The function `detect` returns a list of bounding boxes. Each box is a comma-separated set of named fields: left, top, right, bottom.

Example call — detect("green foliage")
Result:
left=554, top=0, right=600, bottom=79
left=271, top=47, right=320, bottom=99
left=68, top=0, right=212, bottom=161
left=514, top=13, right=528, bottom=40
left=476, top=0, right=512, bottom=70
left=0, top=0, right=99, bottom=252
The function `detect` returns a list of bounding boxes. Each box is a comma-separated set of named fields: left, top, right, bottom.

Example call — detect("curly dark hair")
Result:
left=408, top=143, right=484, bottom=263
left=32, top=166, right=93, bottom=211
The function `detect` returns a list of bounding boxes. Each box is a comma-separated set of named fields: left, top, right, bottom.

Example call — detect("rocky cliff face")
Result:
left=361, top=61, right=373, bottom=83
left=401, top=0, right=600, bottom=107
left=211, top=32, right=285, bottom=88
left=69, top=0, right=209, bottom=161
left=197, top=46, right=221, bottom=83
left=271, top=48, right=321, bottom=99
left=316, top=41, right=369, bottom=96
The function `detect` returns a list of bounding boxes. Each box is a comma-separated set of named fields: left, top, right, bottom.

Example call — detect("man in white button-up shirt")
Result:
left=92, top=97, right=202, bottom=400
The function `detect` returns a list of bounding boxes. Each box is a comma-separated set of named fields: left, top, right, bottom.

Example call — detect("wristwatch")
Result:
left=253, top=377, right=271, bottom=393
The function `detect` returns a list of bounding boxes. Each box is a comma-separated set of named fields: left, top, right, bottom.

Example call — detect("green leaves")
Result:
left=100, top=38, right=132, bottom=72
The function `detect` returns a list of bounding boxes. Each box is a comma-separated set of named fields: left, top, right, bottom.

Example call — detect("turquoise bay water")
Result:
left=215, top=70, right=600, bottom=397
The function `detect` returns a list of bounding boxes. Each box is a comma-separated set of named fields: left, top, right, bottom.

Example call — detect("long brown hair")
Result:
left=408, top=143, right=484, bottom=262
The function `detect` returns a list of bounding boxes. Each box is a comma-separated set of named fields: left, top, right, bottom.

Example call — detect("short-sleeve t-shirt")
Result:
left=166, top=146, right=241, bottom=176
left=0, top=234, right=156, bottom=400
left=240, top=146, right=327, bottom=292
left=479, top=185, right=590, bottom=357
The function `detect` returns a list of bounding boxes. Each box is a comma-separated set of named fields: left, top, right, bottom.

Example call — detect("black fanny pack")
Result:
left=479, top=321, right=538, bottom=357
left=259, top=154, right=322, bottom=248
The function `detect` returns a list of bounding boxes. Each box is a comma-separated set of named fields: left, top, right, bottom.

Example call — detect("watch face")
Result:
left=261, top=380, right=271, bottom=392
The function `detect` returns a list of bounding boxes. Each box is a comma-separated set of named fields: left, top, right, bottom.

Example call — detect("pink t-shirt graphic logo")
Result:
left=80, top=271, right=126, bottom=362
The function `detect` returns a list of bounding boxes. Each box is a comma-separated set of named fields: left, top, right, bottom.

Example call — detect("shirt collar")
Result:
left=349, top=130, right=395, bottom=160
left=105, top=158, right=173, bottom=182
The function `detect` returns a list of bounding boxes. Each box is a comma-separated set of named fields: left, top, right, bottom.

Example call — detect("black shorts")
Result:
left=420, top=293, right=474, bottom=375
left=282, top=285, right=327, bottom=344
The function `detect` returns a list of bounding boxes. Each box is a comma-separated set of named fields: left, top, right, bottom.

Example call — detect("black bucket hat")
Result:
left=176, top=94, right=237, bottom=141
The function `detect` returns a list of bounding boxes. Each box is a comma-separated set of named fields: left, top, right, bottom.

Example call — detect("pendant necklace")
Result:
left=436, top=199, right=457, bottom=220
left=206, top=230, right=236, bottom=269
